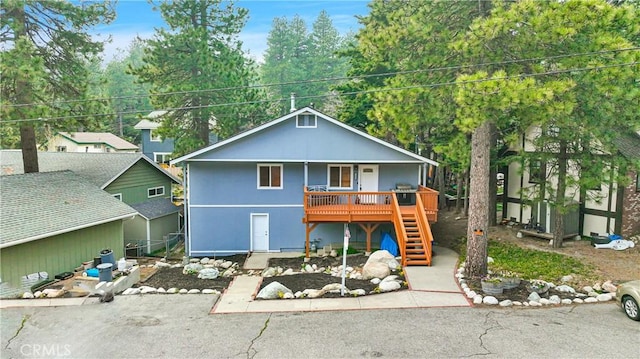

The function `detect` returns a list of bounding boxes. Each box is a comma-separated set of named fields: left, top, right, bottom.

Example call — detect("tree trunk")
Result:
left=552, top=140, right=568, bottom=248
left=15, top=5, right=39, bottom=173
left=465, top=121, right=491, bottom=278
left=455, top=171, right=463, bottom=214
left=463, top=169, right=470, bottom=217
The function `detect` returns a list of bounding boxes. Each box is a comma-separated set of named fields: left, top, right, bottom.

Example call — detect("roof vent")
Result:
left=290, top=93, right=296, bottom=112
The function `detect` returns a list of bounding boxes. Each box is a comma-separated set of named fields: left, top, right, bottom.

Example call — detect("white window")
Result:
left=93, top=144, right=101, bottom=149
left=113, top=193, right=122, bottom=201
left=296, top=113, right=317, bottom=128
left=56, top=146, right=67, bottom=152
left=148, top=186, right=165, bottom=198
left=150, top=129, right=162, bottom=142
left=154, top=153, right=172, bottom=164
left=328, top=164, right=352, bottom=189
left=257, top=164, right=283, bottom=189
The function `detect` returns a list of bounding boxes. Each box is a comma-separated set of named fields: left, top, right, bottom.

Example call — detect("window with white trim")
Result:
left=257, top=164, right=283, bottom=189
left=154, top=153, right=172, bottom=164
left=328, top=165, right=352, bottom=189
left=148, top=186, right=165, bottom=197
left=296, top=113, right=317, bottom=128
left=113, top=193, right=122, bottom=201
left=150, top=129, right=162, bottom=142
left=56, top=146, right=67, bottom=152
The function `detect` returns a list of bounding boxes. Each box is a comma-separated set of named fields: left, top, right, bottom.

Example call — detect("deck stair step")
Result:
left=399, top=208, right=431, bottom=266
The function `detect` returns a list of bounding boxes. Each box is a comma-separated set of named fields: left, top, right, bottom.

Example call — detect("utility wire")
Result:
left=3, top=61, right=638, bottom=124
left=2, top=47, right=638, bottom=109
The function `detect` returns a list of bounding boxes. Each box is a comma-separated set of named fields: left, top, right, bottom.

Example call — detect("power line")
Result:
left=3, top=47, right=639, bottom=109
left=3, top=61, right=638, bottom=124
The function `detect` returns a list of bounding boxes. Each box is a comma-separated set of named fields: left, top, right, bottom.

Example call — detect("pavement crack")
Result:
left=463, top=311, right=501, bottom=357
left=246, top=313, right=271, bottom=359
left=5, top=314, right=30, bottom=349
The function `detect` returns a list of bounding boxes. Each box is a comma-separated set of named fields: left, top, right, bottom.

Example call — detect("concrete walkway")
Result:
left=212, top=246, right=470, bottom=314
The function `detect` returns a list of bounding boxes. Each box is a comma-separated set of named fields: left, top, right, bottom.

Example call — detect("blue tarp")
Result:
left=380, top=232, right=399, bottom=256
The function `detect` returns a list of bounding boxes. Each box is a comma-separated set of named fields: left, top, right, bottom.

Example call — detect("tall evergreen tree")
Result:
left=0, top=0, right=115, bottom=171
left=130, top=0, right=266, bottom=156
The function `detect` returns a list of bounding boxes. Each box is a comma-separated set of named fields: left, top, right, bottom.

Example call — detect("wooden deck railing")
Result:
left=303, top=186, right=439, bottom=223
left=390, top=195, right=407, bottom=262
left=415, top=193, right=433, bottom=264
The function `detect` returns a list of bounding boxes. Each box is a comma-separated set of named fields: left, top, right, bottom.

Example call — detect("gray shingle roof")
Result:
left=0, top=171, right=138, bottom=247
left=616, top=131, right=640, bottom=161
left=0, top=151, right=181, bottom=187
left=129, top=197, right=182, bottom=220
left=58, top=132, right=138, bottom=150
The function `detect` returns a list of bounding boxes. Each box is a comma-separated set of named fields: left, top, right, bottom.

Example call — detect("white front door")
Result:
left=358, top=165, right=379, bottom=203
left=251, top=213, right=269, bottom=252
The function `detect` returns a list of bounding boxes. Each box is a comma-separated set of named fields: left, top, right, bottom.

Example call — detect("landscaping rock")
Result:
left=573, top=298, right=584, bottom=304
left=167, top=288, right=179, bottom=294
left=584, top=297, right=598, bottom=303
left=187, top=289, right=200, bottom=294
left=283, top=292, right=294, bottom=299
left=370, top=278, right=381, bottom=285
left=362, top=261, right=390, bottom=280
left=140, top=286, right=157, bottom=294
left=378, top=280, right=401, bottom=293
left=282, top=268, right=295, bottom=276
left=221, top=269, right=235, bottom=277
left=220, top=261, right=233, bottom=269
left=202, top=289, right=217, bottom=294
left=183, top=263, right=204, bottom=275
left=466, top=290, right=477, bottom=299
left=155, top=261, right=171, bottom=268
left=555, top=285, right=576, bottom=293
left=349, top=289, right=366, bottom=296
left=178, top=289, right=188, bottom=294
left=302, top=288, right=325, bottom=298
left=473, top=295, right=483, bottom=304
left=157, top=287, right=166, bottom=294
left=549, top=295, right=561, bottom=304
left=322, top=283, right=346, bottom=293
left=483, top=296, right=499, bottom=305
left=381, top=275, right=399, bottom=283
left=257, top=281, right=292, bottom=299
left=602, top=281, right=617, bottom=293
left=200, top=257, right=210, bottom=264
left=197, top=268, right=219, bottom=279
left=561, top=299, right=573, bottom=305
left=527, top=292, right=541, bottom=302
left=499, top=300, right=513, bottom=307
left=261, top=267, right=277, bottom=277
left=596, top=293, right=612, bottom=302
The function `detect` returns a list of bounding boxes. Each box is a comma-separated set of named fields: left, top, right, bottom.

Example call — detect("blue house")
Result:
left=171, top=107, right=440, bottom=265
left=134, top=113, right=176, bottom=164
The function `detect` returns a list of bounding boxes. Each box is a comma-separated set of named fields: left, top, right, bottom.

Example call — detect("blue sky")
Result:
left=96, top=0, right=370, bottom=63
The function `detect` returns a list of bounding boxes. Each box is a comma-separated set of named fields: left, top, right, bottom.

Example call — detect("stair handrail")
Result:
left=415, top=194, right=433, bottom=266
left=391, top=195, right=408, bottom=266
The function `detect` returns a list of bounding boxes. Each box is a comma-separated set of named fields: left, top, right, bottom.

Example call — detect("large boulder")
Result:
left=366, top=250, right=398, bottom=267
left=362, top=261, right=390, bottom=280
left=256, top=281, right=292, bottom=299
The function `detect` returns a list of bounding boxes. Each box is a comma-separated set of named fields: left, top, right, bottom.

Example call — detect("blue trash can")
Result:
left=97, top=263, right=113, bottom=282
left=100, top=249, right=115, bottom=266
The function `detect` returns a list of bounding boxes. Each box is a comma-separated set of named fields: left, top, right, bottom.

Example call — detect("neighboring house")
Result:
left=44, top=132, right=138, bottom=153
left=0, top=151, right=182, bottom=254
left=0, top=171, right=137, bottom=298
left=135, top=111, right=219, bottom=164
left=503, top=128, right=640, bottom=238
left=171, top=107, right=440, bottom=266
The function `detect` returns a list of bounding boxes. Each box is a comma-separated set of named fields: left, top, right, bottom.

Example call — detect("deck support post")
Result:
left=305, top=222, right=319, bottom=261
left=357, top=223, right=380, bottom=256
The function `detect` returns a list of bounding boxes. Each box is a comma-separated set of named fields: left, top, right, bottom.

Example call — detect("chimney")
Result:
left=290, top=93, right=296, bottom=112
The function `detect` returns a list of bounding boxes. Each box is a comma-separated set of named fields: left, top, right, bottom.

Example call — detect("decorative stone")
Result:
left=294, top=291, right=304, bottom=298
left=349, top=289, right=366, bottom=296
left=378, top=280, right=401, bottom=292
left=555, top=285, right=576, bottom=293
left=512, top=301, right=522, bottom=306
left=283, top=292, right=294, bottom=299
left=282, top=268, right=294, bottom=276
left=261, top=267, right=277, bottom=277
left=539, top=298, right=550, bottom=305
left=198, top=268, right=220, bottom=279
left=561, top=299, right=573, bottom=305
left=584, top=297, right=598, bottom=303
left=602, top=281, right=617, bottom=293
left=155, top=261, right=171, bottom=268
left=460, top=283, right=469, bottom=290
left=322, top=283, right=346, bottom=293
left=221, top=269, right=235, bottom=277
left=482, top=296, right=499, bottom=305
left=561, top=275, right=573, bottom=283
left=330, top=250, right=338, bottom=257
left=34, top=291, right=43, bottom=298
left=220, top=261, right=233, bottom=269
left=582, top=286, right=594, bottom=293
left=528, top=301, right=542, bottom=307
left=140, top=286, right=157, bottom=294
left=362, top=261, right=390, bottom=280
left=202, top=289, right=216, bottom=294
left=187, top=289, right=200, bottom=294
left=549, top=295, right=561, bottom=304
left=593, top=283, right=602, bottom=291
left=499, top=300, right=513, bottom=307
left=22, top=292, right=34, bottom=299
left=573, top=298, right=584, bottom=304
left=167, top=288, right=179, bottom=294
left=157, top=287, right=166, bottom=294
left=370, top=278, right=381, bottom=285
left=189, top=258, right=200, bottom=263
left=466, top=290, right=477, bottom=299
left=199, top=257, right=210, bottom=264
left=527, top=292, right=541, bottom=302
left=178, top=289, right=188, bottom=294
left=596, top=293, right=612, bottom=302
left=382, top=275, right=399, bottom=283
left=44, top=289, right=65, bottom=298
left=257, top=281, right=293, bottom=299
left=183, top=263, right=204, bottom=274
left=473, top=295, right=483, bottom=304
left=302, top=289, right=325, bottom=298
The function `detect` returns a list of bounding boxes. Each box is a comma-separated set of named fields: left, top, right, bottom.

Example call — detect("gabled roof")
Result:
left=616, top=130, right=640, bottom=161
left=129, top=197, right=182, bottom=220
left=0, top=171, right=138, bottom=248
left=134, top=119, right=161, bottom=130
left=57, top=132, right=138, bottom=150
left=171, top=107, right=438, bottom=166
left=0, top=151, right=181, bottom=187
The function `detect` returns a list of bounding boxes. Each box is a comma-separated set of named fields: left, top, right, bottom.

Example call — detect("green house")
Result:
left=0, top=151, right=182, bottom=255
left=0, top=171, right=138, bottom=298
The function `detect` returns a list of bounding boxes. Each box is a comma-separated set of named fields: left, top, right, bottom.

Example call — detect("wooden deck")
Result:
left=302, top=186, right=439, bottom=265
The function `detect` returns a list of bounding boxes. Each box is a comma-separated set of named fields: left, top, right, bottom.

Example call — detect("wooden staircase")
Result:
left=391, top=195, right=434, bottom=266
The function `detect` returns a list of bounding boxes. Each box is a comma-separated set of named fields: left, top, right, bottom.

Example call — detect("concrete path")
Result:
left=212, top=246, right=470, bottom=314
left=244, top=252, right=302, bottom=270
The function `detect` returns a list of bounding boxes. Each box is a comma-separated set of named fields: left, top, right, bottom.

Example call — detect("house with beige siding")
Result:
left=44, top=132, right=138, bottom=153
